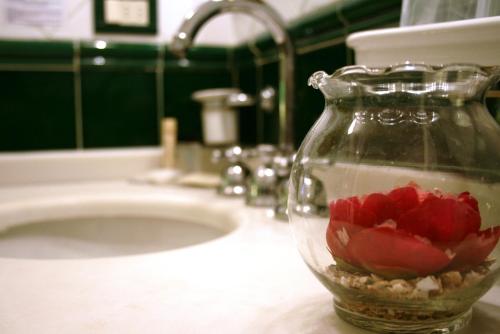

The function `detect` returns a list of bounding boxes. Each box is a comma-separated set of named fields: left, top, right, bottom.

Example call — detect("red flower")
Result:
left=326, top=183, right=500, bottom=278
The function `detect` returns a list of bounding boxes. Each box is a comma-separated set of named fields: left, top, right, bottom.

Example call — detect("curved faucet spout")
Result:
left=171, top=0, right=295, bottom=150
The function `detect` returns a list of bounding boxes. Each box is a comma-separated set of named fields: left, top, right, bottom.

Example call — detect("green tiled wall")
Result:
left=293, top=44, right=349, bottom=147
left=80, top=42, right=160, bottom=147
left=234, top=0, right=402, bottom=147
left=0, top=0, right=403, bottom=152
left=231, top=47, right=259, bottom=145
left=260, top=61, right=280, bottom=145
left=81, top=71, right=159, bottom=147
left=0, top=41, right=76, bottom=151
left=237, top=66, right=259, bottom=145
left=0, top=41, right=231, bottom=151
left=0, top=71, right=76, bottom=151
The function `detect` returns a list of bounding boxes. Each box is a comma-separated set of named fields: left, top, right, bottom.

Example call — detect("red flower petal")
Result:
left=361, top=193, right=397, bottom=224
left=388, top=185, right=420, bottom=216
left=397, top=197, right=480, bottom=242
left=447, top=227, right=500, bottom=271
left=461, top=203, right=481, bottom=234
left=329, top=197, right=360, bottom=221
left=458, top=192, right=479, bottom=212
left=348, top=226, right=451, bottom=278
left=396, top=197, right=433, bottom=239
left=326, top=220, right=364, bottom=266
left=429, top=199, right=473, bottom=241
left=330, top=197, right=376, bottom=227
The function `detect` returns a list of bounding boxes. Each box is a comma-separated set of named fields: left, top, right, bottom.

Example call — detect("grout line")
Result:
left=296, top=35, right=346, bottom=55
left=254, top=52, right=278, bottom=66
left=0, top=64, right=158, bottom=72
left=2, top=26, right=352, bottom=74
left=335, top=4, right=352, bottom=65
left=247, top=39, right=264, bottom=59
left=156, top=45, right=166, bottom=144
left=0, top=64, right=73, bottom=72
left=256, top=62, right=264, bottom=143
left=73, top=41, right=84, bottom=150
left=228, top=48, right=239, bottom=87
left=251, top=34, right=347, bottom=67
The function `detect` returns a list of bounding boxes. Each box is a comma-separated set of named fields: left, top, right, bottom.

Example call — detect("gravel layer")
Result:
left=324, top=260, right=494, bottom=321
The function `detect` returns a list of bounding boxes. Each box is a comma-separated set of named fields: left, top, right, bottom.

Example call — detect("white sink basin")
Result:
left=0, top=194, right=238, bottom=259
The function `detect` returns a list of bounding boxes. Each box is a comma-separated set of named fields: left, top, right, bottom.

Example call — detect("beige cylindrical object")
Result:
left=162, top=118, right=177, bottom=169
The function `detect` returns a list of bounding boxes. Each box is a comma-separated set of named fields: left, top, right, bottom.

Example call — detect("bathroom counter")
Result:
left=0, top=181, right=499, bottom=334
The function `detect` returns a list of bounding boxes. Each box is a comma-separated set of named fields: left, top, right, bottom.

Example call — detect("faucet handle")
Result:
left=225, top=145, right=249, bottom=163
left=254, top=144, right=277, bottom=164
left=260, top=86, right=276, bottom=112
left=227, top=92, right=254, bottom=107
left=212, top=145, right=248, bottom=164
left=272, top=151, right=296, bottom=220
left=213, top=145, right=251, bottom=197
left=272, top=152, right=295, bottom=177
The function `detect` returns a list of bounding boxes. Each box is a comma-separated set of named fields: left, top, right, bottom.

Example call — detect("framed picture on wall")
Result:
left=94, top=0, right=157, bottom=34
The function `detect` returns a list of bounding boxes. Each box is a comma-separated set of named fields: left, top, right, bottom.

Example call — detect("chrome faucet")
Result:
left=171, top=0, right=295, bottom=151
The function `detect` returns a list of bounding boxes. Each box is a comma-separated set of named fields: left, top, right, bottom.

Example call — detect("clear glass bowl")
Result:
left=289, top=63, right=500, bottom=333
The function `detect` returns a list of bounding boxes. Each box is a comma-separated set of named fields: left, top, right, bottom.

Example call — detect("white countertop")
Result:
left=0, top=181, right=499, bottom=334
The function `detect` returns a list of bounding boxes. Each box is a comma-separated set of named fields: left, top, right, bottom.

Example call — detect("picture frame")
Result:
left=94, top=0, right=157, bottom=34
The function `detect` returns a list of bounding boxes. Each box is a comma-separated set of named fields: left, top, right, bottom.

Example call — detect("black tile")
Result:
left=236, top=61, right=258, bottom=146
left=81, top=70, right=158, bottom=147
left=294, top=44, right=348, bottom=148
left=260, top=60, right=280, bottom=145
left=0, top=71, right=76, bottom=151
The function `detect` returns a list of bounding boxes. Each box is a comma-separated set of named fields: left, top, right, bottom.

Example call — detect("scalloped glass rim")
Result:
left=308, top=62, right=500, bottom=89
left=333, top=63, right=498, bottom=79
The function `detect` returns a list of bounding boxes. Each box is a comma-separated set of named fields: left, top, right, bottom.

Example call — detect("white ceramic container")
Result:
left=347, top=16, right=500, bottom=66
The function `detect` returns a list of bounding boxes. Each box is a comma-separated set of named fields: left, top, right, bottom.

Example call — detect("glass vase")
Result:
left=289, top=63, right=500, bottom=333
